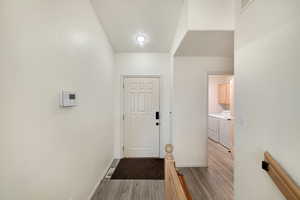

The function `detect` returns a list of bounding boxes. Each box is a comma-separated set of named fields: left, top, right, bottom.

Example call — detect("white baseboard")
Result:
left=175, top=162, right=207, bottom=168
left=88, top=158, right=114, bottom=200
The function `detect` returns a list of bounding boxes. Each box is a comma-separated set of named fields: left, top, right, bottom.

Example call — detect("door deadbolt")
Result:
left=156, top=112, right=160, bottom=120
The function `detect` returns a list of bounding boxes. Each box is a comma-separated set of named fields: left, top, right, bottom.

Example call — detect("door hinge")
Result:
left=122, top=113, right=125, bottom=120
left=122, top=145, right=125, bottom=152
left=123, top=82, right=125, bottom=88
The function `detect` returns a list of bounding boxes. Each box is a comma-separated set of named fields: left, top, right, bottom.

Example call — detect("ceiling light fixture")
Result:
left=137, top=35, right=145, bottom=44
left=135, top=33, right=148, bottom=46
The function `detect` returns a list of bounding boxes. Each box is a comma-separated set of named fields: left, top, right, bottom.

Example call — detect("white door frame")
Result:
left=120, top=74, right=161, bottom=158
left=206, top=71, right=233, bottom=165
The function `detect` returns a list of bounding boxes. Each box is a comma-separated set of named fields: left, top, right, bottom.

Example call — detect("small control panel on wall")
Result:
left=60, top=90, right=77, bottom=107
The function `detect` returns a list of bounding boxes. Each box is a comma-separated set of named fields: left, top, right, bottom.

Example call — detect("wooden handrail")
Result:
left=165, top=144, right=192, bottom=200
left=177, top=172, right=193, bottom=200
left=263, top=152, right=300, bottom=200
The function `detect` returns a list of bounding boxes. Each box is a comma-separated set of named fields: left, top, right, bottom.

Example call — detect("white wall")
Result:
left=114, top=53, right=172, bottom=158
left=235, top=0, right=300, bottom=199
left=173, top=57, right=233, bottom=167
left=0, top=1, right=115, bottom=200
left=170, top=1, right=188, bottom=55
left=171, top=0, right=235, bottom=56
left=235, top=0, right=300, bottom=200
left=187, top=0, right=235, bottom=30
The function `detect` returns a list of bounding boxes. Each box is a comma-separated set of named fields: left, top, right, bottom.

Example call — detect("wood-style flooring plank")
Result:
left=92, top=139, right=233, bottom=200
left=92, top=180, right=164, bottom=200
left=178, top=139, right=233, bottom=200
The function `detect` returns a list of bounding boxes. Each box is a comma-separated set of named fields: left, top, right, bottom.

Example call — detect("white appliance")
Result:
left=208, top=116, right=220, bottom=142
left=208, top=113, right=233, bottom=149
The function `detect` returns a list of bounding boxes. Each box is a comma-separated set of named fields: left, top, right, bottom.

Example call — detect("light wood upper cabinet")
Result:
left=218, top=83, right=230, bottom=105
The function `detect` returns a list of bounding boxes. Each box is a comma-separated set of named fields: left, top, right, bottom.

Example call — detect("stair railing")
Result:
left=165, top=144, right=192, bottom=200
left=262, top=152, right=300, bottom=200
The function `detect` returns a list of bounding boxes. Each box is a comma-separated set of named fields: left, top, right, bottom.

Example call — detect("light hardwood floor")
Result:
left=179, top=139, right=233, bottom=200
left=92, top=139, right=233, bottom=200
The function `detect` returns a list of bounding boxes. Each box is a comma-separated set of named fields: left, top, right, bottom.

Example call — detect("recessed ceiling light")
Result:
left=135, top=33, right=148, bottom=46
left=137, top=35, right=145, bottom=43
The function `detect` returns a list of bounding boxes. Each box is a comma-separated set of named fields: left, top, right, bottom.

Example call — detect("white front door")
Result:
left=124, top=77, right=160, bottom=157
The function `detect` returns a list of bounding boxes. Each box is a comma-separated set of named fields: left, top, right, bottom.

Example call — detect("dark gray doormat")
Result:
left=111, top=158, right=164, bottom=180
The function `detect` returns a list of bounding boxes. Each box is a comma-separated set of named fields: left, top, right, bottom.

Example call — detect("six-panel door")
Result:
left=124, top=77, right=160, bottom=157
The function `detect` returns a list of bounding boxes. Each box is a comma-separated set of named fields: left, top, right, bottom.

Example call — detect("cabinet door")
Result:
left=208, top=117, right=220, bottom=142
left=219, top=119, right=232, bottom=149
left=208, top=129, right=219, bottom=142
left=218, top=83, right=230, bottom=105
left=208, top=117, right=219, bottom=132
left=225, top=83, right=231, bottom=105
left=218, top=84, right=226, bottom=104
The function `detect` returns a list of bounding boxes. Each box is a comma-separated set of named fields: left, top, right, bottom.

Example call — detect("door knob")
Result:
left=156, top=122, right=160, bottom=126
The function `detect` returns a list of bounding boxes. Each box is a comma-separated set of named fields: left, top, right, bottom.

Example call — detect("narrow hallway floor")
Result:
left=92, top=139, right=233, bottom=200
left=179, top=139, right=233, bottom=200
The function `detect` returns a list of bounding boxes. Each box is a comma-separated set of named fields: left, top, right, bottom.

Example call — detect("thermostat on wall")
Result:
left=60, top=90, right=77, bottom=107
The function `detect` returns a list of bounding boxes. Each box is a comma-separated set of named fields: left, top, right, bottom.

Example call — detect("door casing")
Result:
left=206, top=71, right=233, bottom=165
left=121, top=74, right=161, bottom=158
